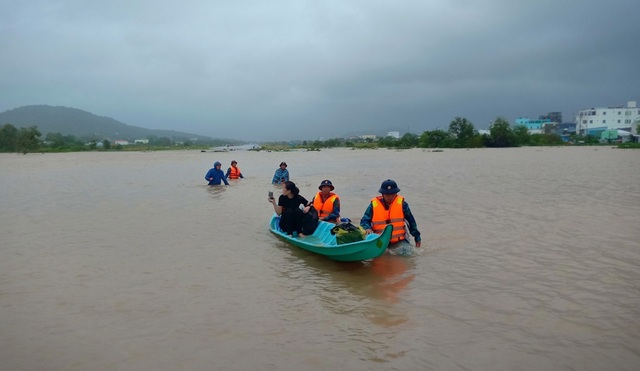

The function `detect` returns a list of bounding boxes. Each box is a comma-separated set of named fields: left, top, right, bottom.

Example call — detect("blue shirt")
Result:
left=205, top=167, right=229, bottom=185
left=272, top=168, right=289, bottom=184
left=360, top=196, right=421, bottom=242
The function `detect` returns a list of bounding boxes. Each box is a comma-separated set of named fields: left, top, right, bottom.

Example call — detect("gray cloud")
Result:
left=1, top=0, right=638, bottom=141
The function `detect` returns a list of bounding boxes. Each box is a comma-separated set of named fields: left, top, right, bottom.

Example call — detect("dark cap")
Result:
left=318, top=179, right=334, bottom=191
left=279, top=162, right=287, bottom=167
left=378, top=179, right=400, bottom=194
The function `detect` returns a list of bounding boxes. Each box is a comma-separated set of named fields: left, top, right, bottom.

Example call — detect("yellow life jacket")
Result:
left=371, top=195, right=406, bottom=243
left=313, top=192, right=339, bottom=221
left=228, top=166, right=241, bottom=179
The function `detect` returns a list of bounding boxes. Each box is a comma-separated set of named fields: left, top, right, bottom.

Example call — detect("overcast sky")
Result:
left=1, top=0, right=638, bottom=141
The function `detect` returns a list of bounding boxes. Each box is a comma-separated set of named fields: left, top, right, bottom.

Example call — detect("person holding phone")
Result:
left=268, top=181, right=311, bottom=237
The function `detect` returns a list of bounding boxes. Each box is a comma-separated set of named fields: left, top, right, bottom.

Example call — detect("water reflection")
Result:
left=368, top=255, right=416, bottom=303
left=205, top=184, right=228, bottom=199
left=274, top=241, right=416, bottom=327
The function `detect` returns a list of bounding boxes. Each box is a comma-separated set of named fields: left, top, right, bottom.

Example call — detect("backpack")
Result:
left=330, top=221, right=366, bottom=244
left=301, top=206, right=319, bottom=235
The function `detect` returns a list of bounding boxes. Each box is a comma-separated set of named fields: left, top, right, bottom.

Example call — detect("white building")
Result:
left=387, top=131, right=400, bottom=139
left=575, top=101, right=640, bottom=135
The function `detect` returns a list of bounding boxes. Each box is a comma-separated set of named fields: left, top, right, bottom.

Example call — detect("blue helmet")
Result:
left=318, top=179, right=334, bottom=191
left=378, top=179, right=400, bottom=194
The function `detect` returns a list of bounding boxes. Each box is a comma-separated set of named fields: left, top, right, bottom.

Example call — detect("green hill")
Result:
left=0, top=105, right=240, bottom=144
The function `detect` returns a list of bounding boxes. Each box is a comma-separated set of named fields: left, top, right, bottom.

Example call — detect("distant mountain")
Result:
left=0, top=105, right=239, bottom=143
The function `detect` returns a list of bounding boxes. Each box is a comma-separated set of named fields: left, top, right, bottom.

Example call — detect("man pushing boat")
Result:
left=360, top=179, right=421, bottom=248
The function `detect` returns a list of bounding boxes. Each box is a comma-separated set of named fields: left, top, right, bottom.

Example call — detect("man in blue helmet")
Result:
left=360, top=179, right=421, bottom=247
left=205, top=161, right=229, bottom=186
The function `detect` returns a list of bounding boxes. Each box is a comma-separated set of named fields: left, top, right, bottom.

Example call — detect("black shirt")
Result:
left=278, top=194, right=309, bottom=211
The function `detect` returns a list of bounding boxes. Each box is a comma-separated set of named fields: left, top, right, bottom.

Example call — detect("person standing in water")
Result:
left=272, top=162, right=289, bottom=184
left=225, top=160, right=244, bottom=179
left=205, top=161, right=229, bottom=186
left=360, top=179, right=421, bottom=247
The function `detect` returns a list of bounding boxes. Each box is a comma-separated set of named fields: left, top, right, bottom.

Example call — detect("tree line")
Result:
left=0, top=123, right=230, bottom=153
left=1, top=116, right=596, bottom=154
left=0, top=123, right=121, bottom=153
left=293, top=117, right=575, bottom=149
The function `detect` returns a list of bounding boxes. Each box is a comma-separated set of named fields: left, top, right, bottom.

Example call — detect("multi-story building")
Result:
left=575, top=101, right=639, bottom=135
left=515, top=112, right=563, bottom=134
left=515, top=112, right=574, bottom=140
left=539, top=112, right=562, bottom=124
left=515, top=117, right=553, bottom=133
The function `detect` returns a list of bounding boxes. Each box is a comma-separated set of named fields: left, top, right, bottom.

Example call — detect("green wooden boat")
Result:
left=269, top=214, right=392, bottom=262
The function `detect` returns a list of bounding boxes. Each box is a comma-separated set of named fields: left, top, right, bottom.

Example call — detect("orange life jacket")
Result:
left=313, top=192, right=339, bottom=221
left=371, top=195, right=406, bottom=243
left=228, top=166, right=241, bottom=179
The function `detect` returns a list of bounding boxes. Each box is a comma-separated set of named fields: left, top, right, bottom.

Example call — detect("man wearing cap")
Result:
left=310, top=180, right=341, bottom=223
left=360, top=179, right=421, bottom=247
left=272, top=162, right=290, bottom=184
left=225, top=160, right=244, bottom=179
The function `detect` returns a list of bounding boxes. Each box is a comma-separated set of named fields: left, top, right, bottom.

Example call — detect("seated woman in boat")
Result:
left=268, top=181, right=312, bottom=237
left=310, top=179, right=340, bottom=223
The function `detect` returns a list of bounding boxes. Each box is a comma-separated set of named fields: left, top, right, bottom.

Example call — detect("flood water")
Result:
left=1, top=147, right=639, bottom=371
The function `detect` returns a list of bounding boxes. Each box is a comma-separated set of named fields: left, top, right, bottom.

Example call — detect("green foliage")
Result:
left=149, top=136, right=172, bottom=146
left=0, top=124, right=42, bottom=153
left=466, top=135, right=485, bottom=148
left=398, top=133, right=418, bottom=147
left=351, top=142, right=378, bottom=149
left=376, top=136, right=396, bottom=147
left=418, top=129, right=450, bottom=148
left=528, top=133, right=564, bottom=146
left=323, top=138, right=343, bottom=147
left=448, top=117, right=477, bottom=148
left=513, top=125, right=530, bottom=147
left=0, top=105, right=218, bottom=143
left=16, top=126, right=42, bottom=154
left=488, top=117, right=516, bottom=147
left=0, top=123, right=18, bottom=151
left=617, top=143, right=640, bottom=149
left=43, top=132, right=85, bottom=151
